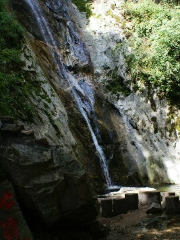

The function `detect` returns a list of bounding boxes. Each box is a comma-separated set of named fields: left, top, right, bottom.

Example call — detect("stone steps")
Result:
left=98, top=188, right=180, bottom=218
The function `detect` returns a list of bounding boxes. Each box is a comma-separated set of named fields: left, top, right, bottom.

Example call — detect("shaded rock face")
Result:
left=0, top=118, right=97, bottom=226
left=0, top=180, right=33, bottom=239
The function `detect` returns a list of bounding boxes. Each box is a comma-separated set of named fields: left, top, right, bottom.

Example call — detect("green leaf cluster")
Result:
left=123, top=0, right=180, bottom=104
left=72, top=0, right=93, bottom=18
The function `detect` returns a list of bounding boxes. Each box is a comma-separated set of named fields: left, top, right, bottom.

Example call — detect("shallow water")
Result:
left=151, top=184, right=180, bottom=196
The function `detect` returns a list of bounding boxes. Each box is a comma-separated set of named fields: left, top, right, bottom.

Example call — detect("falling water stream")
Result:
left=25, top=0, right=112, bottom=187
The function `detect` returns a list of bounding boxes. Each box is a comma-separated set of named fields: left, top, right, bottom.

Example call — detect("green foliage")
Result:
left=0, top=0, right=34, bottom=120
left=123, top=0, right=180, bottom=104
left=72, top=0, right=93, bottom=18
left=0, top=0, right=8, bottom=11
left=0, top=12, right=24, bottom=49
left=175, top=117, right=180, bottom=131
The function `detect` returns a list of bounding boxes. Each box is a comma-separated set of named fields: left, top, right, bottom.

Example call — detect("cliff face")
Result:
left=0, top=0, right=180, bottom=233
left=0, top=0, right=98, bottom=227
left=0, top=0, right=126, bottom=229
left=71, top=0, right=180, bottom=184
left=0, top=43, right=97, bottom=226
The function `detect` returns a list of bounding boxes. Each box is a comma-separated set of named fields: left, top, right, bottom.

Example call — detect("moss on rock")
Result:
left=107, top=69, right=131, bottom=96
left=0, top=1, right=35, bottom=120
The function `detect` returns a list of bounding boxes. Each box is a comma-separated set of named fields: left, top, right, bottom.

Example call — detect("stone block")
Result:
left=165, top=196, right=179, bottom=214
left=125, top=193, right=138, bottom=211
left=101, top=198, right=113, bottom=218
left=113, top=197, right=127, bottom=216
left=161, top=192, right=175, bottom=209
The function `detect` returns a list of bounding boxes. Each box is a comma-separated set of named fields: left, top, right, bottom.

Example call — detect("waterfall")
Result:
left=25, top=0, right=112, bottom=187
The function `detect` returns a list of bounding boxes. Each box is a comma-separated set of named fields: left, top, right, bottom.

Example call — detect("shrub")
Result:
left=72, top=0, right=93, bottom=18
left=123, top=0, right=180, bottom=104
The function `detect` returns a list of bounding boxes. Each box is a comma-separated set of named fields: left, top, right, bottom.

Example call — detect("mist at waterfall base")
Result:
left=24, top=0, right=119, bottom=189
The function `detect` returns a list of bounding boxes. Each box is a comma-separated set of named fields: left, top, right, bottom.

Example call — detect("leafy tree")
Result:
left=123, top=0, right=180, bottom=104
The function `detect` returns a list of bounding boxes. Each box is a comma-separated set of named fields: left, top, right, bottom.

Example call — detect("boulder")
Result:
left=0, top=131, right=97, bottom=226
left=146, top=203, right=162, bottom=214
left=139, top=191, right=161, bottom=207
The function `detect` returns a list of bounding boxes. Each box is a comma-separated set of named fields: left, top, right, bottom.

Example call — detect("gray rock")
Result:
left=146, top=203, right=162, bottom=214
left=129, top=119, right=138, bottom=130
left=1, top=124, right=23, bottom=133
left=21, top=129, right=34, bottom=136
left=0, top=136, right=97, bottom=225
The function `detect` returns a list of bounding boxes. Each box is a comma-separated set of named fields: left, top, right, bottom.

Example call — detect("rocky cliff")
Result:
left=70, top=0, right=180, bottom=184
left=0, top=0, right=180, bottom=238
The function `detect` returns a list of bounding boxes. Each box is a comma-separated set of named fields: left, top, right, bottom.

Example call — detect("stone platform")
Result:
left=98, top=187, right=180, bottom=218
